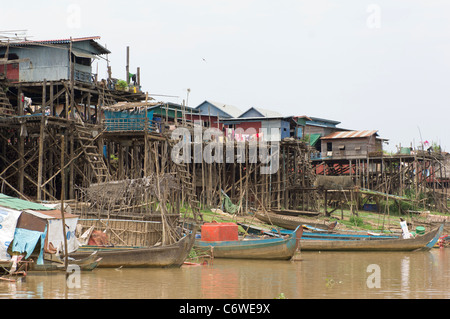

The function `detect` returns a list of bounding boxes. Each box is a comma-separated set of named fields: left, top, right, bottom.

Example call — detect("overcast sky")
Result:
left=3, top=0, right=450, bottom=152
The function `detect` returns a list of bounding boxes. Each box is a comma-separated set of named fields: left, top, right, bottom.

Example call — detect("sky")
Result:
left=2, top=0, right=450, bottom=152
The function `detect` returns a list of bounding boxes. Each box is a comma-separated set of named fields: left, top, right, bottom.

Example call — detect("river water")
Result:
left=1, top=248, right=450, bottom=300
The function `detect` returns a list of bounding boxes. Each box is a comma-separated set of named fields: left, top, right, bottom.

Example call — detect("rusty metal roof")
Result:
left=321, top=130, right=379, bottom=140
left=0, top=36, right=111, bottom=54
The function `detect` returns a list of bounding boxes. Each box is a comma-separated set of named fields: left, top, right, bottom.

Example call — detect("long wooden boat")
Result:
left=30, top=251, right=102, bottom=272
left=0, top=251, right=102, bottom=275
left=238, top=222, right=399, bottom=241
left=193, top=226, right=303, bottom=260
left=270, top=209, right=321, bottom=217
left=254, top=211, right=335, bottom=231
left=300, top=224, right=444, bottom=252
left=69, top=230, right=196, bottom=268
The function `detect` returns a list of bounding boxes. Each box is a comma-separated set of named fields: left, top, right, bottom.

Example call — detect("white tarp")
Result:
left=0, top=207, right=22, bottom=261
left=47, top=217, right=79, bottom=254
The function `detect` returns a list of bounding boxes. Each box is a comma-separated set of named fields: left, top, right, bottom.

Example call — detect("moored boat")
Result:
left=194, top=224, right=303, bottom=260
left=254, top=211, right=336, bottom=231
left=238, top=222, right=399, bottom=241
left=70, top=229, right=196, bottom=268
left=300, top=224, right=444, bottom=252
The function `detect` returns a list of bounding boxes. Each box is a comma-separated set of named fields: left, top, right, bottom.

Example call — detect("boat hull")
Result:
left=300, top=224, right=443, bottom=252
left=70, top=231, right=195, bottom=268
left=255, top=211, right=331, bottom=231
left=194, top=226, right=302, bottom=260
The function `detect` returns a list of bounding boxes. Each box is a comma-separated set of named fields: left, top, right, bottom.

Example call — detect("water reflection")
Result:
left=1, top=249, right=450, bottom=299
left=401, top=256, right=410, bottom=298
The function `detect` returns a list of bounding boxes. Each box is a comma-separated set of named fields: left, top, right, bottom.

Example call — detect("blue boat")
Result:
left=238, top=222, right=398, bottom=241
left=238, top=222, right=444, bottom=251
left=194, top=225, right=303, bottom=260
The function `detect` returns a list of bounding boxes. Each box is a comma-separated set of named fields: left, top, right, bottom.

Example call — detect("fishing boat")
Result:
left=300, top=224, right=444, bottom=252
left=238, top=222, right=402, bottom=247
left=270, top=209, right=321, bottom=217
left=70, top=229, right=196, bottom=268
left=29, top=251, right=102, bottom=272
left=0, top=251, right=102, bottom=275
left=254, top=211, right=336, bottom=231
left=194, top=225, right=303, bottom=260
left=238, top=222, right=399, bottom=240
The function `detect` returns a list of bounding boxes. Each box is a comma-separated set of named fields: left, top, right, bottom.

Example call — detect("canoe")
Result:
left=300, top=224, right=444, bottom=252
left=69, top=230, right=196, bottom=268
left=0, top=251, right=102, bottom=275
left=269, top=209, right=320, bottom=217
left=238, top=222, right=399, bottom=241
left=254, top=211, right=336, bottom=231
left=30, top=251, right=102, bottom=272
left=193, top=225, right=303, bottom=260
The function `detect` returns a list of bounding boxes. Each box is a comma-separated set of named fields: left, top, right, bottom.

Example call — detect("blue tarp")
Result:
left=12, top=227, right=47, bottom=264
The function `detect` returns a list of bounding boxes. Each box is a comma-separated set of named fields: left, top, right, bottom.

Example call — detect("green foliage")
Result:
left=349, top=215, right=364, bottom=227
left=116, top=80, right=128, bottom=91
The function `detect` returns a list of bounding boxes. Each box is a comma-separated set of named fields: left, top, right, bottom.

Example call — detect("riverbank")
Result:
left=182, top=207, right=447, bottom=236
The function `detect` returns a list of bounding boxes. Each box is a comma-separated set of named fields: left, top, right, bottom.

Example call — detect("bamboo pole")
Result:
left=60, top=135, right=69, bottom=272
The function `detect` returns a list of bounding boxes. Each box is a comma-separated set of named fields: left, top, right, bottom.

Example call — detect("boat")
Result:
left=29, top=251, right=102, bottom=272
left=70, top=229, right=196, bottom=268
left=300, top=224, right=444, bottom=251
left=238, top=222, right=399, bottom=241
left=254, top=211, right=336, bottom=231
left=193, top=225, right=303, bottom=260
left=0, top=251, right=102, bottom=275
left=269, top=209, right=321, bottom=217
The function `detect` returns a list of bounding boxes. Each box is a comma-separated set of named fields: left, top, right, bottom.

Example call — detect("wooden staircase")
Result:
left=74, top=125, right=110, bottom=184
left=0, top=87, right=14, bottom=117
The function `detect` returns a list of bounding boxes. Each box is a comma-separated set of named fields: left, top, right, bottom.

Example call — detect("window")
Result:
left=327, top=142, right=332, bottom=152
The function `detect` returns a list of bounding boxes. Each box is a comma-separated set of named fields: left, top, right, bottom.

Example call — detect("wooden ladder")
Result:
left=74, top=125, right=110, bottom=184
left=0, top=87, right=14, bottom=117
left=175, top=161, right=203, bottom=223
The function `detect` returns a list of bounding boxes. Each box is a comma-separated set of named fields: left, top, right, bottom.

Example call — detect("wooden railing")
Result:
left=103, top=118, right=158, bottom=132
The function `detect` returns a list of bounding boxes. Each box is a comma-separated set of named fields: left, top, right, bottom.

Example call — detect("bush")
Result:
left=116, top=80, right=128, bottom=91
left=349, top=215, right=364, bottom=227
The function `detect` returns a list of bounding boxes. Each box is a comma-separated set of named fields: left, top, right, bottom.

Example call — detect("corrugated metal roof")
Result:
left=321, top=130, right=379, bottom=140
left=198, top=100, right=243, bottom=118
left=0, top=36, right=111, bottom=55
left=5, top=36, right=101, bottom=45
left=238, top=107, right=282, bottom=118
left=0, top=194, right=54, bottom=211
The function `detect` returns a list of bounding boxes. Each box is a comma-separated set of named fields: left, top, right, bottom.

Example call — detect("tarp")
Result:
left=0, top=207, right=22, bottom=261
left=309, top=134, right=321, bottom=146
left=11, top=227, right=46, bottom=264
left=47, top=217, right=79, bottom=254
left=21, top=210, right=79, bottom=254
left=0, top=194, right=53, bottom=211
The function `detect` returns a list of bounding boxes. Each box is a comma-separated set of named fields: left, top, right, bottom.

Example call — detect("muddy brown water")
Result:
left=1, top=249, right=450, bottom=299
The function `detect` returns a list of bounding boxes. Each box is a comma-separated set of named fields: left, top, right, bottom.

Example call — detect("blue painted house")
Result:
left=0, top=36, right=110, bottom=83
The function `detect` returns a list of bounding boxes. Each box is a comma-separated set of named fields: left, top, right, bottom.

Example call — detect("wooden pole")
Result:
left=144, top=92, right=149, bottom=176
left=37, top=79, right=46, bottom=201
left=126, top=46, right=130, bottom=85
left=60, top=134, right=69, bottom=272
